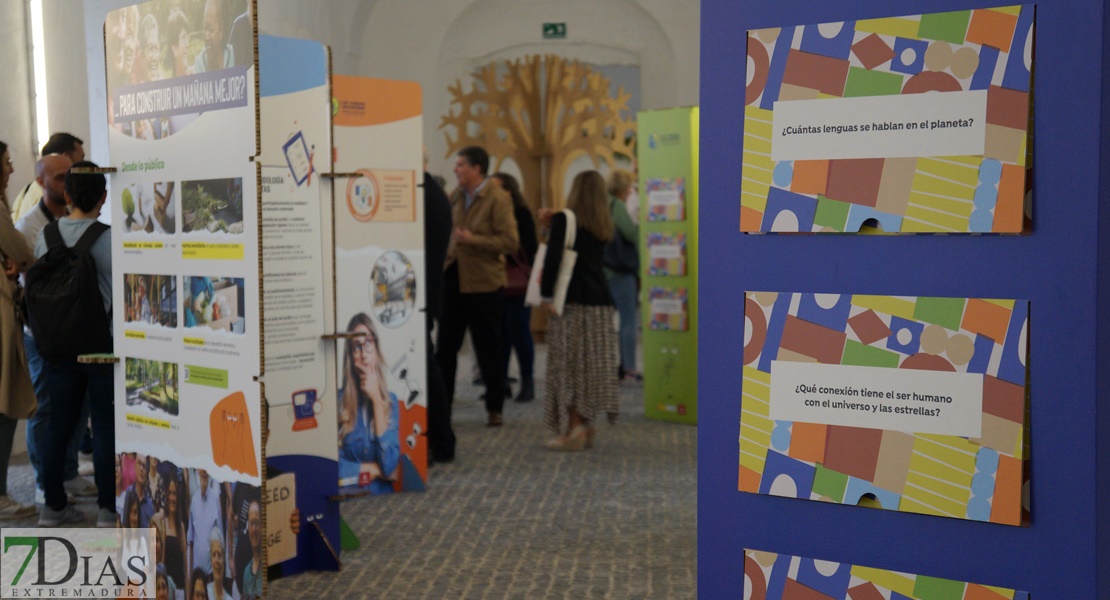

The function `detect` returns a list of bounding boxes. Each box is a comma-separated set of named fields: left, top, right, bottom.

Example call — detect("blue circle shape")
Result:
left=976, top=447, right=1000, bottom=474
left=967, top=496, right=992, bottom=521
left=773, top=162, right=794, bottom=188
left=979, top=159, right=1003, bottom=185
left=771, top=422, right=792, bottom=452
left=974, top=184, right=998, bottom=209
left=971, top=472, right=996, bottom=497
left=969, top=208, right=994, bottom=232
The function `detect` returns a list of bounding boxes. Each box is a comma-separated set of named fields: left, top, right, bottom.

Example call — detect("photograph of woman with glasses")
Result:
left=337, top=313, right=400, bottom=494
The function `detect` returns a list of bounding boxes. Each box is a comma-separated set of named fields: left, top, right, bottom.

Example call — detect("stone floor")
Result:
left=4, top=342, right=697, bottom=599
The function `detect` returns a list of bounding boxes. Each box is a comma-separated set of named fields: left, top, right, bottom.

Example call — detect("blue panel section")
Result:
left=997, top=301, right=1028, bottom=385
left=890, top=37, right=928, bottom=75
left=845, top=204, right=902, bottom=233
left=758, top=450, right=815, bottom=498
left=757, top=293, right=793, bottom=373
left=886, top=316, right=923, bottom=355
left=800, top=21, right=857, bottom=59
left=796, top=558, right=852, bottom=597
left=844, top=477, right=901, bottom=509
left=259, top=35, right=328, bottom=97
left=967, top=334, right=996, bottom=374
left=763, top=187, right=818, bottom=232
left=760, top=26, right=795, bottom=111
left=267, top=455, right=341, bottom=576
left=971, top=44, right=1000, bottom=90
left=1001, top=5, right=1034, bottom=92
left=797, top=293, right=852, bottom=332
left=765, top=552, right=794, bottom=599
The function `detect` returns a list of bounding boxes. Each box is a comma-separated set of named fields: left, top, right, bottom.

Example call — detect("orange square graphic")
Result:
left=740, top=465, right=761, bottom=492
left=788, top=421, right=827, bottom=463
left=993, top=163, right=1026, bottom=233
left=990, top=454, right=1023, bottom=525
left=791, top=160, right=829, bottom=195
left=966, top=9, right=1019, bottom=53
left=965, top=583, right=1011, bottom=600
left=961, top=298, right=1012, bottom=343
left=741, top=206, right=764, bottom=231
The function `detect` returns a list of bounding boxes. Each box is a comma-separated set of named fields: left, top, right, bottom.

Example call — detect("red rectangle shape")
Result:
left=780, top=315, right=847, bottom=364
left=782, top=49, right=851, bottom=97
left=983, top=375, right=1025, bottom=423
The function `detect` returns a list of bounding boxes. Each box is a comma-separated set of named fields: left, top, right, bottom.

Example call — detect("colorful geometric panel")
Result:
left=744, top=551, right=1030, bottom=600
left=740, top=292, right=1030, bottom=525
left=741, top=6, right=1033, bottom=233
left=763, top=187, right=818, bottom=232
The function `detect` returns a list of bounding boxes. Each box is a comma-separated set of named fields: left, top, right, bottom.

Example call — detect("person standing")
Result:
left=435, top=146, right=518, bottom=427
left=0, top=141, right=37, bottom=519
left=423, top=170, right=455, bottom=462
left=10, top=132, right=85, bottom=220
left=34, top=162, right=115, bottom=527
left=540, top=171, right=619, bottom=451
left=490, top=173, right=538, bottom=402
left=604, top=169, right=642, bottom=382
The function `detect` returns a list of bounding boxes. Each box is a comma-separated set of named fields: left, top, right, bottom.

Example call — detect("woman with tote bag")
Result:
left=537, top=171, right=619, bottom=451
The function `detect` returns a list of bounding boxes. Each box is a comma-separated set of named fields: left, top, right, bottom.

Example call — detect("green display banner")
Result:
left=184, top=364, right=229, bottom=389
left=638, top=106, right=699, bottom=424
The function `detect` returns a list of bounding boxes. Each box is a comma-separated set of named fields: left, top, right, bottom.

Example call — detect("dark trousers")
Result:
left=425, top=319, right=455, bottom=460
left=502, top=296, right=534, bottom=383
left=42, top=360, right=115, bottom=512
left=436, top=265, right=506, bottom=414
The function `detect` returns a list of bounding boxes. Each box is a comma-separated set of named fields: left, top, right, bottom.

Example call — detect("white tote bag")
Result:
left=524, top=209, right=577, bottom=315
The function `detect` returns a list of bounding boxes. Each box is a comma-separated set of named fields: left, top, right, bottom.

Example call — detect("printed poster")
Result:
left=647, top=232, right=687, bottom=276
left=744, top=550, right=1029, bottom=599
left=740, top=292, right=1030, bottom=526
left=258, top=35, right=339, bottom=575
left=741, top=6, right=1034, bottom=233
left=648, top=287, right=688, bottom=331
left=646, top=177, right=686, bottom=221
left=107, top=0, right=265, bottom=596
left=333, top=76, right=427, bottom=496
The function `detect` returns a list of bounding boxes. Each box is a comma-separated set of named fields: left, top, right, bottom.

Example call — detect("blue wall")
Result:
left=699, top=1, right=1108, bottom=596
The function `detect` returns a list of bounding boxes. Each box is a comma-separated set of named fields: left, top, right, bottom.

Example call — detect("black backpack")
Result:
left=25, top=221, right=112, bottom=362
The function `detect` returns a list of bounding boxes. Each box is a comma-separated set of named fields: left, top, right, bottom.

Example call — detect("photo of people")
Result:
left=337, top=313, right=400, bottom=495
left=182, top=178, right=244, bottom=234
left=125, top=358, right=180, bottom=416
left=105, top=0, right=254, bottom=140
left=124, top=274, right=178, bottom=327
left=114, top=455, right=270, bottom=600
left=370, top=250, right=417, bottom=328
left=184, top=276, right=246, bottom=333
left=121, top=182, right=176, bottom=234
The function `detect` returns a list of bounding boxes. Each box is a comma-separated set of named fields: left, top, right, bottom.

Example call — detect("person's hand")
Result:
left=289, top=508, right=301, bottom=535
left=452, top=227, right=473, bottom=245
left=3, top=258, right=17, bottom=280
left=542, top=301, right=558, bottom=316
left=538, top=208, right=554, bottom=224
left=355, top=360, right=385, bottom=407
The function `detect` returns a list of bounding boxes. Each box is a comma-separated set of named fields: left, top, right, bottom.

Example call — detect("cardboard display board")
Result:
left=740, top=5, right=1034, bottom=233
left=332, top=76, right=428, bottom=496
left=107, top=0, right=266, bottom=596
left=638, top=107, right=699, bottom=424
left=258, top=34, right=340, bottom=576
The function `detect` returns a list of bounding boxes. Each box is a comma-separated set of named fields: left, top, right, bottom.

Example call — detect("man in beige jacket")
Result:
left=436, top=146, right=519, bottom=428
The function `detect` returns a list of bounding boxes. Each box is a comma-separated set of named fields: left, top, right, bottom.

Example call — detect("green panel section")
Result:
left=842, top=340, right=900, bottom=368
left=638, top=106, right=698, bottom=424
left=812, top=465, right=849, bottom=501
left=185, top=364, right=228, bottom=389
left=913, top=296, right=966, bottom=330
left=917, top=10, right=971, bottom=44
left=913, top=575, right=966, bottom=600
left=814, top=197, right=850, bottom=231
left=843, top=67, right=905, bottom=97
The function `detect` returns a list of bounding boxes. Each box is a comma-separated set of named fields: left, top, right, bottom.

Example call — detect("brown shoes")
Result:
left=545, top=425, right=590, bottom=452
left=486, top=412, right=503, bottom=427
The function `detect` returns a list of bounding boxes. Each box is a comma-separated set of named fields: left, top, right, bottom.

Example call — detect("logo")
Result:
left=2, top=529, right=156, bottom=598
left=648, top=132, right=681, bottom=150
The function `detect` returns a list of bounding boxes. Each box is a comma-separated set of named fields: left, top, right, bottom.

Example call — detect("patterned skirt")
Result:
left=544, top=303, right=619, bottom=433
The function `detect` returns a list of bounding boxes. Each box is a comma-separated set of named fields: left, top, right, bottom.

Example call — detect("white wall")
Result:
left=0, top=1, right=36, bottom=200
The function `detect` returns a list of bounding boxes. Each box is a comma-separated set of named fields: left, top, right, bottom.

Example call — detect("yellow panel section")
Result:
left=855, top=17, right=920, bottom=39
left=741, top=411, right=773, bottom=432
left=983, top=299, right=1017, bottom=309
left=740, top=436, right=771, bottom=460
left=850, top=566, right=916, bottom=597
left=124, top=330, right=146, bottom=340
left=910, top=174, right=976, bottom=204
left=907, top=191, right=975, bottom=218
left=914, top=435, right=978, bottom=469
left=989, top=5, right=1023, bottom=15
left=182, top=243, right=245, bottom=260
left=745, top=366, right=771, bottom=385
left=740, top=449, right=767, bottom=474
left=905, top=469, right=972, bottom=504
left=850, top=295, right=916, bottom=320
left=900, top=486, right=965, bottom=517
left=902, top=203, right=970, bottom=232
left=123, top=241, right=164, bottom=250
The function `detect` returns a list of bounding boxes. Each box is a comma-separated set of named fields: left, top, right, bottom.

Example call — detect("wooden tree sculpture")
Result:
left=440, top=54, right=637, bottom=211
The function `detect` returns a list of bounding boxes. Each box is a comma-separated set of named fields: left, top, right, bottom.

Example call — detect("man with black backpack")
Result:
left=26, top=162, right=115, bottom=527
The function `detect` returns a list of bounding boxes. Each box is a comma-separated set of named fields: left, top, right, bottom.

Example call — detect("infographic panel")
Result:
left=744, top=550, right=1030, bottom=599
left=740, top=292, right=1030, bottom=526
left=741, top=5, right=1034, bottom=233
left=333, top=76, right=427, bottom=496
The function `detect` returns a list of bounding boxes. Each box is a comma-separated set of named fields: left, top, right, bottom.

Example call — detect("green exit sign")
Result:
left=543, top=22, right=566, bottom=39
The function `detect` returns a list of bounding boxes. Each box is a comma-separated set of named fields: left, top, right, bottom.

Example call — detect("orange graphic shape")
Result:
left=395, top=402, right=428, bottom=489
left=210, top=391, right=259, bottom=477
left=791, top=160, right=830, bottom=196
left=960, top=298, right=1012, bottom=343
left=965, top=9, right=1019, bottom=54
